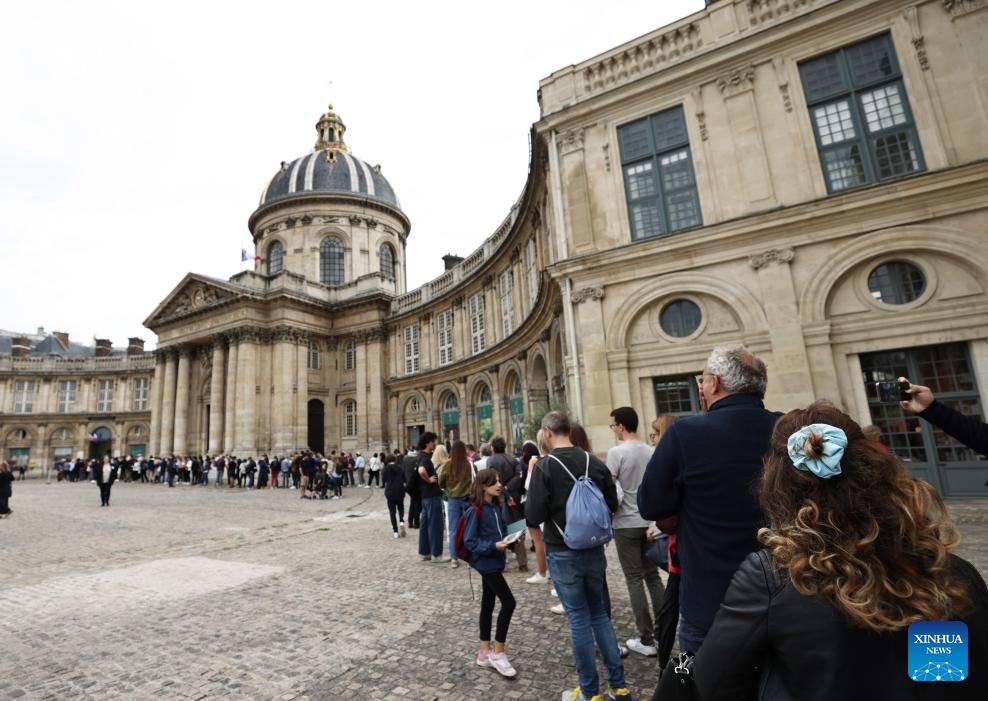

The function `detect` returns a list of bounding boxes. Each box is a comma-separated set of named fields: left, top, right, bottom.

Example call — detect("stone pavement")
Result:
left=0, top=477, right=985, bottom=701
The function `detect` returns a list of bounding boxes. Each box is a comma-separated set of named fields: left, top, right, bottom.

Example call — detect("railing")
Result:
left=0, top=354, right=155, bottom=372
left=390, top=196, right=524, bottom=316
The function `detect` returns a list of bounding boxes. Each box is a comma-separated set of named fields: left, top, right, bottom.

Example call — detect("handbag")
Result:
left=652, top=651, right=698, bottom=701
left=645, top=533, right=669, bottom=571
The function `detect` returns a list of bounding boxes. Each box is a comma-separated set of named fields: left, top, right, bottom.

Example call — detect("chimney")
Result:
left=442, top=253, right=464, bottom=271
left=54, top=330, right=69, bottom=348
left=94, top=338, right=113, bottom=357
left=127, top=337, right=145, bottom=355
left=12, top=336, right=31, bottom=359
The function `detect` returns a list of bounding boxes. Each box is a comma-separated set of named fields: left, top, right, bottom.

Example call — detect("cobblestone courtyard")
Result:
left=1, top=476, right=986, bottom=700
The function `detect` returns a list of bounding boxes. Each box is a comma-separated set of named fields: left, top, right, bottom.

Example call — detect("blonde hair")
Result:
left=432, top=443, right=451, bottom=470
left=760, top=402, right=968, bottom=631
left=0, top=460, right=9, bottom=474
left=650, top=416, right=677, bottom=444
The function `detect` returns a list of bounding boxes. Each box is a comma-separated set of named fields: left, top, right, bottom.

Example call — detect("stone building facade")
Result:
left=0, top=330, right=153, bottom=467
left=6, top=0, right=988, bottom=495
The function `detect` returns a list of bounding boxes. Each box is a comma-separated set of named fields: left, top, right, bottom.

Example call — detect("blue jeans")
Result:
left=547, top=547, right=625, bottom=697
left=419, top=496, right=445, bottom=557
left=446, top=496, right=469, bottom=559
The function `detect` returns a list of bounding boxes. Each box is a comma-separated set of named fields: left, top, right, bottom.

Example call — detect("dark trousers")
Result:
left=99, top=484, right=112, bottom=505
left=408, top=495, right=421, bottom=527
left=367, top=471, right=380, bottom=487
left=656, top=571, right=681, bottom=670
left=480, top=572, right=516, bottom=644
left=387, top=497, right=405, bottom=532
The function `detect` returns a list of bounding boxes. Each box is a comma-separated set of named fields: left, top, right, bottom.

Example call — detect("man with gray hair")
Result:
left=639, top=343, right=780, bottom=655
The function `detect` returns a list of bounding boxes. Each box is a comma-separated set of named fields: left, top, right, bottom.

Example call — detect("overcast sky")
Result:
left=1, top=0, right=704, bottom=349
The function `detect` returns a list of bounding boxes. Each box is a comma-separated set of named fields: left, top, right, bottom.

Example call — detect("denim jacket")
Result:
left=463, top=501, right=507, bottom=574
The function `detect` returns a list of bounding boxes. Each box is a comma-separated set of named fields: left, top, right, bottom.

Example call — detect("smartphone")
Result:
left=875, top=380, right=910, bottom=403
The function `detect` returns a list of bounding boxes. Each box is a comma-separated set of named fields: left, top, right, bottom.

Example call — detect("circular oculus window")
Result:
left=660, top=299, right=702, bottom=338
left=867, top=261, right=926, bottom=305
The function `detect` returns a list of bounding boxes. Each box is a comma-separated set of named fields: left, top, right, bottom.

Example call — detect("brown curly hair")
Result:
left=759, top=401, right=969, bottom=631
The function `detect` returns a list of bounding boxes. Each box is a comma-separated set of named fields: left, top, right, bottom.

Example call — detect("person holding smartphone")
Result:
left=898, top=376, right=988, bottom=456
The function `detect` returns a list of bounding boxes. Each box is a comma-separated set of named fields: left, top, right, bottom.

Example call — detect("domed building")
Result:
left=137, top=0, right=988, bottom=497
left=144, top=104, right=560, bottom=457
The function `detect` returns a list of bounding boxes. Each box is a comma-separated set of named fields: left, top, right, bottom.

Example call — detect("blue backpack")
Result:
left=549, top=452, right=613, bottom=549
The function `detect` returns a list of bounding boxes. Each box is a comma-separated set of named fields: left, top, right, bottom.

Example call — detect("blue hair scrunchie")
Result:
left=787, top=423, right=847, bottom=479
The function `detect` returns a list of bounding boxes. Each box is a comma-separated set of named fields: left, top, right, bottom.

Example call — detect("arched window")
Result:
left=307, top=341, right=320, bottom=370
left=268, top=241, right=284, bottom=275
left=475, top=383, right=493, bottom=443
left=344, top=400, right=357, bottom=437
left=379, top=243, right=396, bottom=280
left=320, top=237, right=345, bottom=286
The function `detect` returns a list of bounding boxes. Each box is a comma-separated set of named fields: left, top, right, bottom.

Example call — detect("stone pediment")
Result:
left=144, top=274, right=245, bottom=329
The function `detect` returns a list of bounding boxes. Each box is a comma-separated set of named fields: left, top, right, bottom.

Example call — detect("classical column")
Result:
left=359, top=328, right=387, bottom=450
left=749, top=248, right=815, bottom=408
left=234, top=328, right=259, bottom=454
left=295, top=332, right=309, bottom=449
left=223, top=337, right=239, bottom=454
left=570, top=286, right=611, bottom=447
left=159, top=349, right=178, bottom=456
left=272, top=327, right=296, bottom=453
left=208, top=338, right=226, bottom=455
left=148, top=351, right=165, bottom=455
left=173, top=347, right=191, bottom=456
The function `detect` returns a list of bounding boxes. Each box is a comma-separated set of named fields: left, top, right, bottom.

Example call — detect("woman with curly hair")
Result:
left=694, top=401, right=988, bottom=700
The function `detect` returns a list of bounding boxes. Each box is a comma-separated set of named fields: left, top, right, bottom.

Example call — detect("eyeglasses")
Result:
left=608, top=423, right=618, bottom=430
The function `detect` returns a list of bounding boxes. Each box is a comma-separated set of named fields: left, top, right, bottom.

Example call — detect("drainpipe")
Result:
left=549, top=130, right=583, bottom=422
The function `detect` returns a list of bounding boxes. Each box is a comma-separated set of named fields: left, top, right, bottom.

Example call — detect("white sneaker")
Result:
left=551, top=588, right=558, bottom=598
left=550, top=602, right=565, bottom=615
left=488, top=651, right=517, bottom=678
left=393, top=532, right=399, bottom=539
left=626, top=638, right=658, bottom=657
left=399, top=523, right=407, bottom=537
left=526, top=572, right=550, bottom=584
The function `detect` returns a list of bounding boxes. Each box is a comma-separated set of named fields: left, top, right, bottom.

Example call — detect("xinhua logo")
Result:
left=908, top=621, right=968, bottom=682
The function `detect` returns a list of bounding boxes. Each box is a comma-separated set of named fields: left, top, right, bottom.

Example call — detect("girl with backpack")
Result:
left=463, top=468, right=518, bottom=678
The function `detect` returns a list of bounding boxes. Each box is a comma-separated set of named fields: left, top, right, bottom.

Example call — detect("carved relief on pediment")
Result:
left=158, top=282, right=240, bottom=322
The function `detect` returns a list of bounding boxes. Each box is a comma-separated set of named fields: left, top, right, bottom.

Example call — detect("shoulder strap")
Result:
left=584, top=450, right=590, bottom=478
left=548, top=453, right=578, bottom=483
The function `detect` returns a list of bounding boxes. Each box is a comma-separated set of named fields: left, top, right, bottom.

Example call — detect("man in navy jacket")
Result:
left=638, top=344, right=780, bottom=653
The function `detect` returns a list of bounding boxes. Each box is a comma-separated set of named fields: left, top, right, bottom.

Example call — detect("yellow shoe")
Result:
left=608, top=688, right=633, bottom=700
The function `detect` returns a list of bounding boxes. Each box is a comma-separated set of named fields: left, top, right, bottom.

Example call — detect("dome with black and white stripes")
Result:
left=258, top=105, right=401, bottom=210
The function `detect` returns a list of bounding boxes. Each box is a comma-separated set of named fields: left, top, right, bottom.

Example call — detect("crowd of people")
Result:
left=385, top=343, right=988, bottom=701
left=8, top=341, right=988, bottom=700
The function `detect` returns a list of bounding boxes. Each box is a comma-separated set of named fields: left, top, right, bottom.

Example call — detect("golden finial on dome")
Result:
left=315, top=100, right=348, bottom=153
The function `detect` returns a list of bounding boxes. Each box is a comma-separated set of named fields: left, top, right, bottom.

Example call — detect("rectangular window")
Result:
left=799, top=33, right=924, bottom=193
left=526, top=238, right=539, bottom=306
left=403, top=324, right=420, bottom=375
left=469, top=292, right=486, bottom=354
left=618, top=105, right=701, bottom=241
left=344, top=401, right=357, bottom=437
left=14, top=380, right=36, bottom=413
left=344, top=341, right=356, bottom=371
left=132, top=378, right=149, bottom=411
left=97, top=379, right=114, bottom=413
left=653, top=374, right=702, bottom=417
left=307, top=342, right=320, bottom=370
left=57, top=380, right=77, bottom=413
left=437, top=309, right=454, bottom=366
left=500, top=269, right=515, bottom=337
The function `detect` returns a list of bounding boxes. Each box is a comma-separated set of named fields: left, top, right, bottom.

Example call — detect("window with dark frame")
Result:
left=867, top=261, right=926, bottom=304
left=653, top=374, right=702, bottom=417
left=660, top=299, right=702, bottom=338
left=617, top=105, right=701, bottom=241
left=799, top=33, right=924, bottom=193
left=379, top=243, right=395, bottom=280
left=320, top=237, right=345, bottom=286
left=268, top=241, right=284, bottom=275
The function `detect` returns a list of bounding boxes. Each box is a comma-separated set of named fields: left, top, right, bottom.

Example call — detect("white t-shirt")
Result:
left=605, top=440, right=654, bottom=529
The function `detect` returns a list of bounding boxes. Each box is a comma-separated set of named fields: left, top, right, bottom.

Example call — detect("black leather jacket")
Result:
left=695, top=551, right=988, bottom=701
